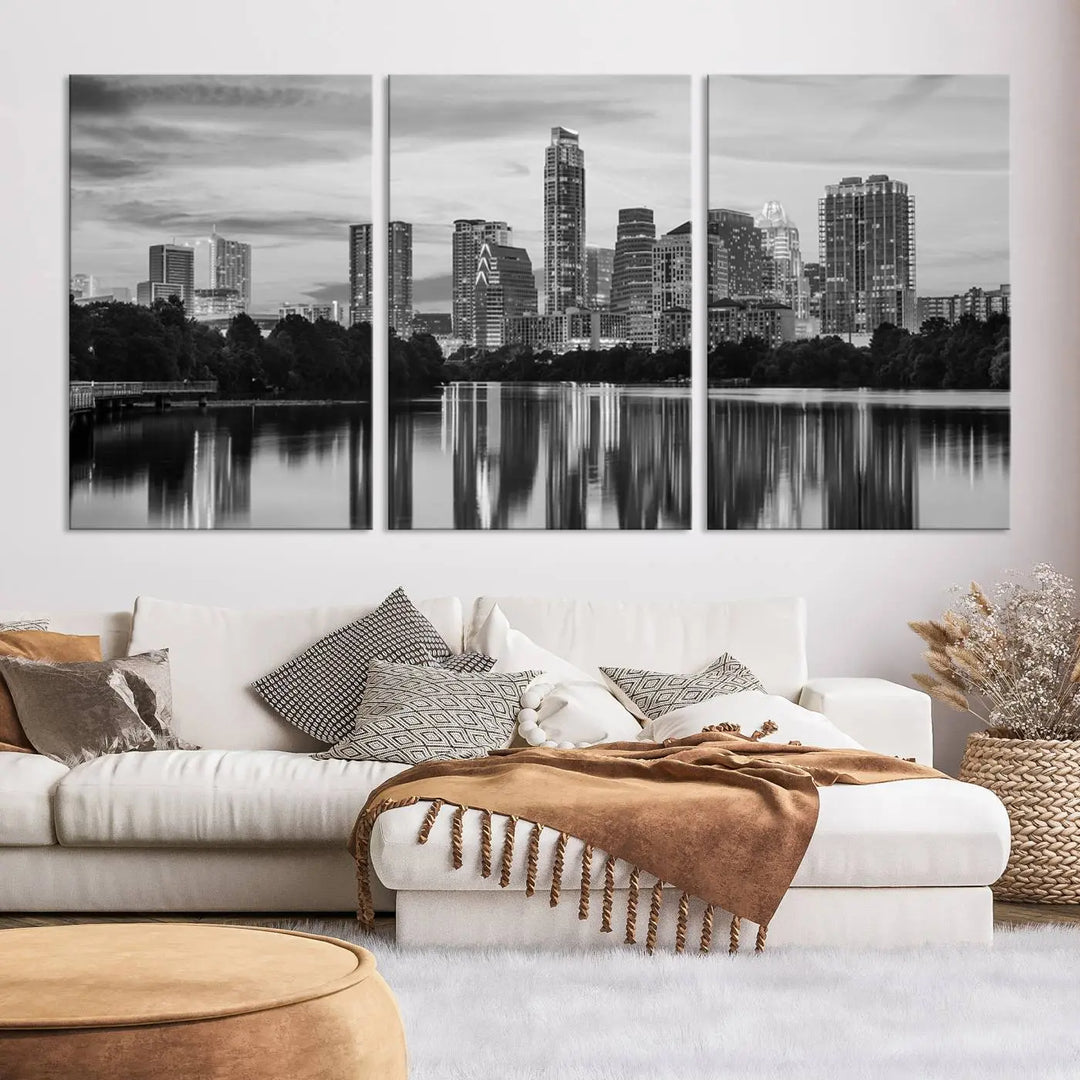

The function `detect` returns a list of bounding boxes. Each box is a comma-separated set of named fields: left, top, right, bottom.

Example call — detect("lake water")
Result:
left=70, top=404, right=370, bottom=529
left=390, top=382, right=691, bottom=529
left=709, top=388, right=1010, bottom=529
left=68, top=386, right=1009, bottom=531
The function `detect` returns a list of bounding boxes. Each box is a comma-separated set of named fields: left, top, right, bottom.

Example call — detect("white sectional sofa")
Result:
left=0, top=594, right=1010, bottom=949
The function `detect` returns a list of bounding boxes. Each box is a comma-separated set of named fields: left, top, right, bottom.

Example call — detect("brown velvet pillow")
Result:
left=0, top=631, right=102, bottom=751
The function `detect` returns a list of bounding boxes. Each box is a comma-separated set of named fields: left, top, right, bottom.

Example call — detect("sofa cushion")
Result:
left=0, top=752, right=69, bottom=846
left=126, top=595, right=464, bottom=752
left=53, top=750, right=408, bottom=847
left=370, top=777, right=1011, bottom=891
left=469, top=596, right=808, bottom=701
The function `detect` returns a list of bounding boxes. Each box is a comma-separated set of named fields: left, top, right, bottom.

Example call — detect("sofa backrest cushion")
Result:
left=468, top=596, right=808, bottom=702
left=125, top=596, right=464, bottom=751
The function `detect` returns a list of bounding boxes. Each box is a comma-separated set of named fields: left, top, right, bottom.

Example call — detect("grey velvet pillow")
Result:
left=0, top=650, right=188, bottom=766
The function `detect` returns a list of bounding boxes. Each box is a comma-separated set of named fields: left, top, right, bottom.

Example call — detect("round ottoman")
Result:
left=0, top=923, right=407, bottom=1080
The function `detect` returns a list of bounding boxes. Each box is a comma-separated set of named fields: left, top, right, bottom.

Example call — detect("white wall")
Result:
left=1, top=0, right=1078, bottom=773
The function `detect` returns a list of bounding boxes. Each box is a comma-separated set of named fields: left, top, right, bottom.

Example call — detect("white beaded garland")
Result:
left=519, top=688, right=544, bottom=710
left=517, top=707, right=539, bottom=726
left=522, top=726, right=547, bottom=747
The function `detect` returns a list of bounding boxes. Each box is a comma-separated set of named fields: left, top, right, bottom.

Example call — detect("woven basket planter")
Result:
left=959, top=731, right=1080, bottom=903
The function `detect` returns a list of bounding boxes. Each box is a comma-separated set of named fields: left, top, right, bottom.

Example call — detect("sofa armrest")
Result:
left=798, top=678, right=933, bottom=765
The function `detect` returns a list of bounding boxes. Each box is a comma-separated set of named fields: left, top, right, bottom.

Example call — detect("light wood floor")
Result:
left=1, top=904, right=1077, bottom=933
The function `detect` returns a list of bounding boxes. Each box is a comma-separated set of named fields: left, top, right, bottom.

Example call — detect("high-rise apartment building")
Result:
left=388, top=221, right=413, bottom=336
left=707, top=209, right=766, bottom=299
left=543, top=126, right=586, bottom=315
left=818, top=174, right=917, bottom=334
left=652, top=225, right=693, bottom=346
left=209, top=228, right=252, bottom=311
left=650, top=223, right=728, bottom=348
left=452, top=219, right=512, bottom=344
left=585, top=246, right=614, bottom=310
left=804, top=261, right=825, bottom=319
left=349, top=224, right=373, bottom=326
left=611, top=207, right=656, bottom=347
left=474, top=242, right=538, bottom=351
left=349, top=222, right=414, bottom=335
left=137, top=243, right=195, bottom=312
left=755, top=201, right=809, bottom=318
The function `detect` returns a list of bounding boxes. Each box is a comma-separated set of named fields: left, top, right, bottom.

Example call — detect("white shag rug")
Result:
left=266, top=919, right=1080, bottom=1080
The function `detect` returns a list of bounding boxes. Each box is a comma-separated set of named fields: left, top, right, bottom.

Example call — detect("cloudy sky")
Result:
left=70, top=75, right=371, bottom=311
left=391, top=76, right=691, bottom=313
left=710, top=75, right=1009, bottom=295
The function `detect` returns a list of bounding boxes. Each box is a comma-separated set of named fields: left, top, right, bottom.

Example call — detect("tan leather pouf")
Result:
left=0, top=923, right=407, bottom=1080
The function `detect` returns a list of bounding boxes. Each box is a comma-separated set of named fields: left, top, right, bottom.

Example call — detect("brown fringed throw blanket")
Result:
left=350, top=728, right=945, bottom=954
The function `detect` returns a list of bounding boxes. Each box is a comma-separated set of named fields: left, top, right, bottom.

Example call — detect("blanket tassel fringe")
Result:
left=353, top=800, right=770, bottom=956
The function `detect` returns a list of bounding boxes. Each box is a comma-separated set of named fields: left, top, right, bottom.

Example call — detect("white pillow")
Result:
left=472, top=606, right=641, bottom=746
left=639, top=692, right=864, bottom=750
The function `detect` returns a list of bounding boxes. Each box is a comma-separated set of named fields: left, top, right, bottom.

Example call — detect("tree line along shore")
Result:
left=70, top=297, right=1008, bottom=401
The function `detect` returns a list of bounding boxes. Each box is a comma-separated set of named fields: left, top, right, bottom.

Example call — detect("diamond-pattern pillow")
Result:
left=599, top=654, right=764, bottom=721
left=312, top=660, right=539, bottom=765
left=0, top=620, right=49, bottom=632
left=251, top=588, right=454, bottom=745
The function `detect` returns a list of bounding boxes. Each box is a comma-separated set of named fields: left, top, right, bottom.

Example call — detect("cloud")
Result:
left=389, top=76, right=675, bottom=144
left=499, top=160, right=530, bottom=178
left=302, top=281, right=351, bottom=304
left=413, top=273, right=453, bottom=305
left=68, top=151, right=150, bottom=180
left=70, top=75, right=371, bottom=121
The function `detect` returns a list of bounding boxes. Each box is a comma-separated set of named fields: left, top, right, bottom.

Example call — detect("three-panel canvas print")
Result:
left=68, top=74, right=1009, bottom=532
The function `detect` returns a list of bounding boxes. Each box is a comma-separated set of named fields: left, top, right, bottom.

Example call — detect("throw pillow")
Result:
left=472, top=605, right=642, bottom=746
left=600, top=654, right=765, bottom=721
left=439, top=651, right=496, bottom=675
left=638, top=692, right=864, bottom=749
left=0, top=650, right=188, bottom=766
left=0, top=631, right=102, bottom=752
left=251, top=587, right=455, bottom=745
left=0, top=619, right=49, bottom=632
left=313, top=660, right=539, bottom=765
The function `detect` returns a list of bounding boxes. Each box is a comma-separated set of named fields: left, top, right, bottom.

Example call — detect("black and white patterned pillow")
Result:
left=251, top=588, right=454, bottom=745
left=0, top=620, right=50, bottom=632
left=599, top=654, right=764, bottom=721
left=312, top=660, right=539, bottom=765
left=439, top=651, right=496, bottom=675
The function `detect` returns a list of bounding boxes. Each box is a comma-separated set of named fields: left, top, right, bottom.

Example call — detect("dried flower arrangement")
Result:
left=911, top=563, right=1080, bottom=741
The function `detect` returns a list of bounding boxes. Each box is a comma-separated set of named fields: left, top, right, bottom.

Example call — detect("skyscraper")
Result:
left=755, top=201, right=808, bottom=318
left=388, top=220, right=413, bottom=336
left=818, top=174, right=916, bottom=334
left=452, top=219, right=512, bottom=344
left=651, top=223, right=727, bottom=348
left=137, top=243, right=195, bottom=311
left=611, top=207, right=656, bottom=347
left=349, top=224, right=373, bottom=326
left=585, top=246, right=614, bottom=310
left=209, top=228, right=252, bottom=311
left=706, top=209, right=766, bottom=299
left=349, top=222, right=414, bottom=335
left=474, top=242, right=538, bottom=350
left=543, top=126, right=586, bottom=315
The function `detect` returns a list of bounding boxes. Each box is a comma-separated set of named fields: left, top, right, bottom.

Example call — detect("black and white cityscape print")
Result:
left=386, top=76, right=692, bottom=530
left=708, top=75, right=1010, bottom=530
left=69, top=75, right=372, bottom=529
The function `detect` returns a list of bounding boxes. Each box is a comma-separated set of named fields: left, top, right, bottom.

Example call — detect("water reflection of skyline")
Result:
left=70, top=405, right=371, bottom=529
left=390, top=383, right=691, bottom=530
left=708, top=392, right=1010, bottom=530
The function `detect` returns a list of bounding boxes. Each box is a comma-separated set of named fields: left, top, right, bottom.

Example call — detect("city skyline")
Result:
left=69, top=75, right=371, bottom=311
left=709, top=75, right=1009, bottom=296
left=390, top=76, right=691, bottom=313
